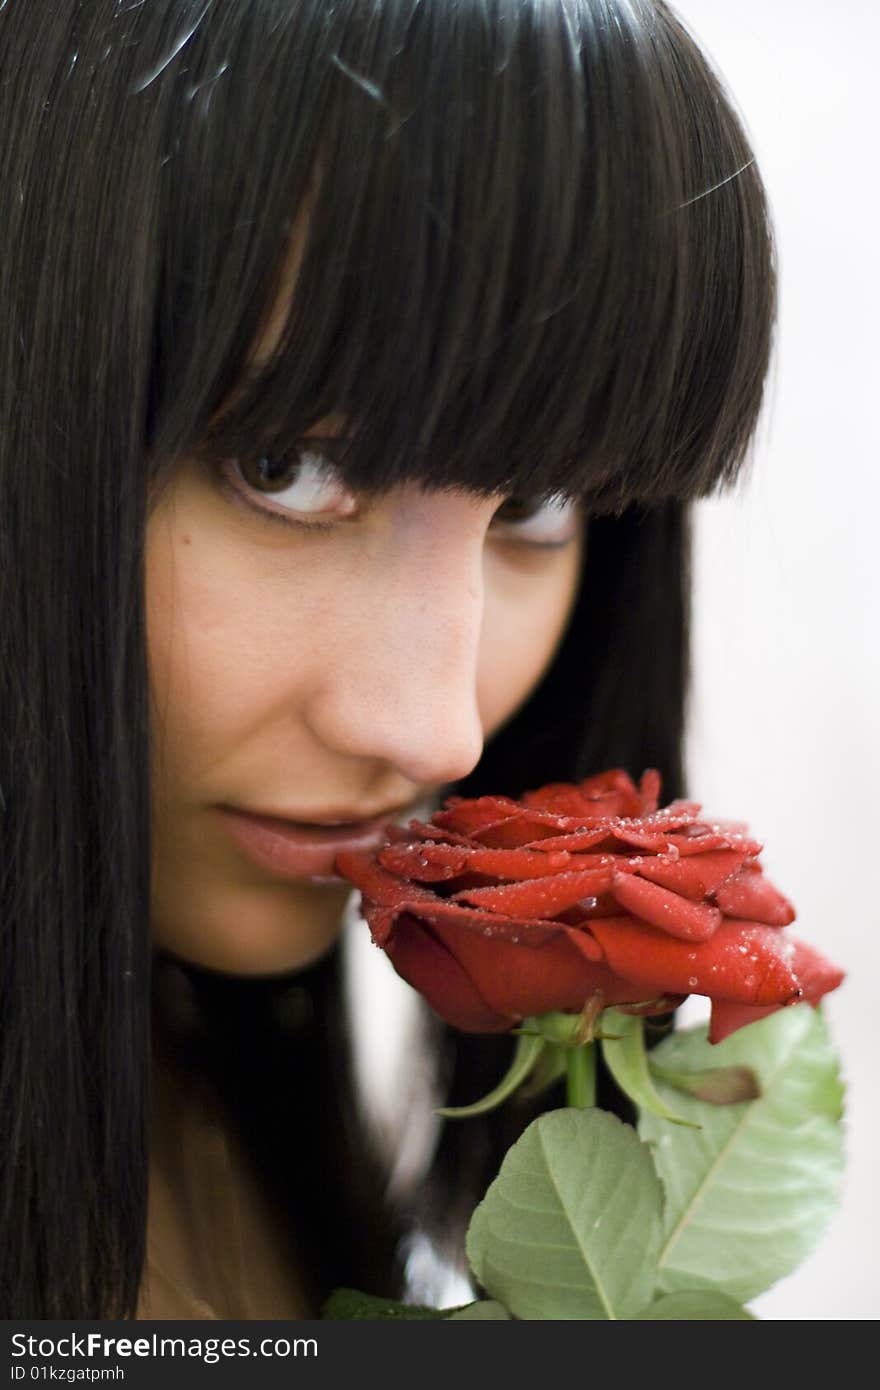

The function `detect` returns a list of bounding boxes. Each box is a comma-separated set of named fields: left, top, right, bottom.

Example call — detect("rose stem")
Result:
left=565, top=1041, right=596, bottom=1108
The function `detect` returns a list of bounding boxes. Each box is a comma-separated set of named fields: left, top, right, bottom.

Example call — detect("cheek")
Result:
left=145, top=516, right=288, bottom=791
left=478, top=542, right=583, bottom=737
left=145, top=502, right=345, bottom=801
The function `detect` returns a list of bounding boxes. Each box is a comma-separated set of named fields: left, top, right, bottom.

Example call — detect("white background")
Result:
left=679, top=0, right=879, bottom=1320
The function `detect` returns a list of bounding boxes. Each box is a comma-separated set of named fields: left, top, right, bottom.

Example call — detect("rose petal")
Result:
left=588, top=916, right=803, bottom=1005
left=520, top=783, right=611, bottom=817
left=471, top=814, right=566, bottom=848
left=378, top=842, right=470, bottom=881
left=526, top=807, right=706, bottom=853
left=451, top=868, right=615, bottom=917
left=619, top=808, right=702, bottom=833
left=576, top=767, right=644, bottom=816
left=665, top=829, right=764, bottom=858
left=563, top=927, right=686, bottom=1007
left=555, top=892, right=621, bottom=925
left=338, top=851, right=562, bottom=944
left=433, top=795, right=523, bottom=835
left=638, top=768, right=662, bottom=813
left=708, top=1000, right=782, bottom=1044
left=610, top=826, right=689, bottom=852
left=609, top=870, right=723, bottom=941
left=706, top=936, right=844, bottom=1041
left=559, top=925, right=604, bottom=961
left=399, top=897, right=562, bottom=944
left=384, top=915, right=511, bottom=1032
left=785, top=936, right=846, bottom=1003
left=378, top=841, right=580, bottom=882
left=634, top=848, right=755, bottom=902
left=335, top=851, right=445, bottom=910
left=523, top=825, right=619, bottom=852
left=523, top=850, right=675, bottom=874
left=422, top=917, right=620, bottom=1020
left=712, top=862, right=796, bottom=925
left=335, top=845, right=444, bottom=945
left=359, top=894, right=564, bottom=946
left=396, top=819, right=475, bottom=847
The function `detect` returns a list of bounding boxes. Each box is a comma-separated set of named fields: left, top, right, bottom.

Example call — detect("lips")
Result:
left=216, top=805, right=414, bottom=881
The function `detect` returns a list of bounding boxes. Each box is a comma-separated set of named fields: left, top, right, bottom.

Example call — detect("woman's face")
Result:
left=145, top=230, right=586, bottom=978
left=146, top=450, right=585, bottom=976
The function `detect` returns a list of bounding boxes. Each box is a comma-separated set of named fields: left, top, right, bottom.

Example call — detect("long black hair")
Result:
left=0, top=0, right=776, bottom=1317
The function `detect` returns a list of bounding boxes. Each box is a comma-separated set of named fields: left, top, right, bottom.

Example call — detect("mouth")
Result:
left=215, top=803, right=421, bottom=883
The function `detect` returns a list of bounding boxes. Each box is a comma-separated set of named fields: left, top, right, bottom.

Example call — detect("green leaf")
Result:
left=634, top=1291, right=756, bottom=1319
left=321, top=1289, right=450, bottom=1319
left=435, top=1031, right=546, bottom=1119
left=447, top=1300, right=512, bottom=1320
left=600, top=1010, right=700, bottom=1127
left=518, top=1041, right=569, bottom=1101
left=466, top=1108, right=663, bottom=1319
left=322, top=1288, right=512, bottom=1321
left=648, top=1060, right=761, bottom=1105
left=638, top=1004, right=845, bottom=1302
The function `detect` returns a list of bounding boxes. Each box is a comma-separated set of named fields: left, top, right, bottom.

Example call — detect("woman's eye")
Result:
left=218, top=441, right=358, bottom=530
left=491, top=493, right=581, bottom=549
left=215, top=442, right=581, bottom=549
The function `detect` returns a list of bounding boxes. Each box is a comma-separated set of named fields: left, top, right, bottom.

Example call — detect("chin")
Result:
left=155, top=936, right=340, bottom=979
left=150, top=883, right=351, bottom=979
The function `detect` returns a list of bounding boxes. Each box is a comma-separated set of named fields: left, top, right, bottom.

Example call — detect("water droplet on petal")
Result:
left=687, top=976, right=699, bottom=988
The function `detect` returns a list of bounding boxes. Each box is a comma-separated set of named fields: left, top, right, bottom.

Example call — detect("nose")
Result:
left=302, top=528, right=487, bottom=787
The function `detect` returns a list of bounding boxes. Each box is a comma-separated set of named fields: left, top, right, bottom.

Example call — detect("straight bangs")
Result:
left=146, top=0, right=776, bottom=516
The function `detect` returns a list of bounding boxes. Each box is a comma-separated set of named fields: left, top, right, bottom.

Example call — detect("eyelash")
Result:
left=212, top=444, right=580, bottom=550
left=215, top=467, right=339, bottom=534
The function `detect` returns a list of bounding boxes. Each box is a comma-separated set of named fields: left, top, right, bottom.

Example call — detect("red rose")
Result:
left=335, top=768, right=844, bottom=1044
